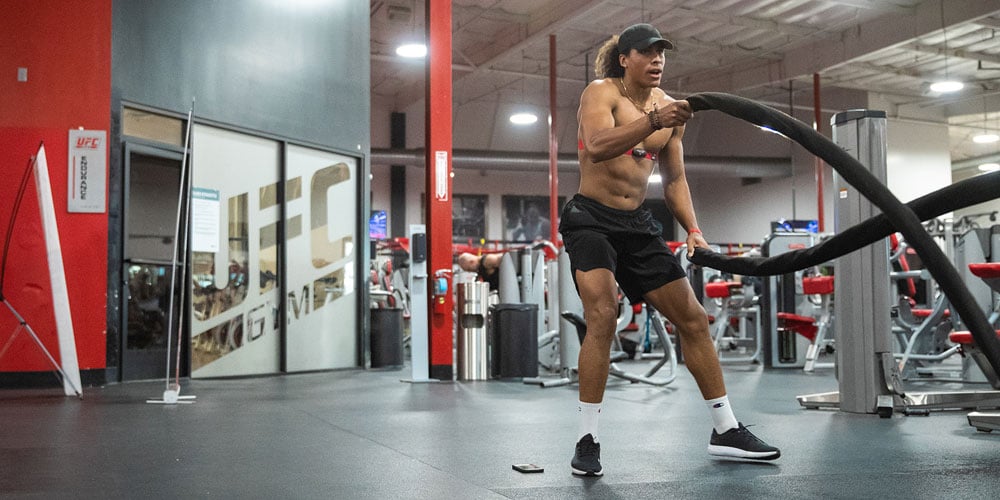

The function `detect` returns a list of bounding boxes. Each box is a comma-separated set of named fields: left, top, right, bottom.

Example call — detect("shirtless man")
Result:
left=560, top=23, right=780, bottom=477
left=456, top=252, right=503, bottom=290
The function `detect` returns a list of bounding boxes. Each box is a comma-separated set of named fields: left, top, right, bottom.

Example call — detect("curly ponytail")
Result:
left=594, top=36, right=624, bottom=79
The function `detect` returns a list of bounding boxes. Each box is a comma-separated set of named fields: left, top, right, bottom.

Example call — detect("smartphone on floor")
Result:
left=512, top=463, right=544, bottom=473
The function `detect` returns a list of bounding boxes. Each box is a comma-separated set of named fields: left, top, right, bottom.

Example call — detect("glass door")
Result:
left=188, top=124, right=281, bottom=377
left=121, top=144, right=186, bottom=381
left=284, top=144, right=359, bottom=371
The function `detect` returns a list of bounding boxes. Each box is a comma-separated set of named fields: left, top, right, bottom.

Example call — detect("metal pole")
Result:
left=549, top=34, right=559, bottom=244
left=814, top=73, right=825, bottom=233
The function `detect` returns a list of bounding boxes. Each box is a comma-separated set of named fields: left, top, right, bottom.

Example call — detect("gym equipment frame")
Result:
left=681, top=94, right=1000, bottom=418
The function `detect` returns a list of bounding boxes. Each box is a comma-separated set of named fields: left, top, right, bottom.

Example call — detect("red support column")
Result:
left=425, top=0, right=453, bottom=380
left=548, top=34, right=559, bottom=244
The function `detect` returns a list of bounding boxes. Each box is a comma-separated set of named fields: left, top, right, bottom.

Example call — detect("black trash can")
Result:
left=490, top=303, right=538, bottom=379
left=370, top=308, right=404, bottom=368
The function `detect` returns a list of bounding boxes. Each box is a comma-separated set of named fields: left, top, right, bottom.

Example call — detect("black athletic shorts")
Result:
left=559, top=194, right=686, bottom=303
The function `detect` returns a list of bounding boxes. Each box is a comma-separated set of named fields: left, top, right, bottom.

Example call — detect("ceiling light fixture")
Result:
left=973, top=133, right=1000, bottom=144
left=929, top=80, right=963, bottom=93
left=978, top=162, right=1000, bottom=172
left=509, top=52, right=537, bottom=126
left=393, top=1, right=425, bottom=59
left=395, top=43, right=426, bottom=58
left=930, top=1, right=963, bottom=94
left=509, top=112, right=538, bottom=125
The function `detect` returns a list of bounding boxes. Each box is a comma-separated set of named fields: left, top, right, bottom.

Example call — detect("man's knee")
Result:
left=587, top=295, right=619, bottom=319
left=583, top=302, right=618, bottom=339
left=674, top=311, right=710, bottom=339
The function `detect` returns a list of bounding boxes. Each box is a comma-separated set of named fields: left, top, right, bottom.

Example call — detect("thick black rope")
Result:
left=685, top=93, right=1000, bottom=378
left=690, top=170, right=1000, bottom=276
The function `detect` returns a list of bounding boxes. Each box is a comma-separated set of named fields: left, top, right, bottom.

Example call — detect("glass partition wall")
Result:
left=188, top=124, right=359, bottom=377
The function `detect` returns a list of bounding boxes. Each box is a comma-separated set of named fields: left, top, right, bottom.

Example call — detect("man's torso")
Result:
left=577, top=79, right=676, bottom=211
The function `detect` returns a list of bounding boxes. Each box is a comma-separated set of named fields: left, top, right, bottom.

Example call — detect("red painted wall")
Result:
left=0, top=1, right=112, bottom=373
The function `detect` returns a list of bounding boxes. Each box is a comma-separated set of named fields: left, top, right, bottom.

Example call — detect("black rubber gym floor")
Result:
left=2, top=360, right=998, bottom=499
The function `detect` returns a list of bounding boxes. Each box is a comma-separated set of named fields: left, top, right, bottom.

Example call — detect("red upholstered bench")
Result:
left=949, top=331, right=1000, bottom=387
left=802, top=275, right=834, bottom=295
left=951, top=263, right=1000, bottom=349
left=969, top=263, right=1000, bottom=292
left=776, top=312, right=818, bottom=342
left=946, top=263, right=1000, bottom=388
left=912, top=308, right=951, bottom=319
left=949, top=330, right=1000, bottom=345
left=705, top=281, right=743, bottom=299
left=798, top=275, right=837, bottom=371
left=704, top=280, right=760, bottom=363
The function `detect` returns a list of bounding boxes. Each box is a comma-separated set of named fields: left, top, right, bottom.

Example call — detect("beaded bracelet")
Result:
left=647, top=104, right=663, bottom=130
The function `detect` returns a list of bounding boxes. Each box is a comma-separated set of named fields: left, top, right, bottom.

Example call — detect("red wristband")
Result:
left=687, top=228, right=702, bottom=235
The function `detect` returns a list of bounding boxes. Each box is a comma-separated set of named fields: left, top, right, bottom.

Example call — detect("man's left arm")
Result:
left=659, top=125, right=709, bottom=256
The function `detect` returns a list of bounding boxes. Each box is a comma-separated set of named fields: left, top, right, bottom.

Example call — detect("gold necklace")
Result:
left=618, top=78, right=652, bottom=112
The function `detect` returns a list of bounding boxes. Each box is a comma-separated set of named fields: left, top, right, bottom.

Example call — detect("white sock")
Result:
left=578, top=401, right=601, bottom=442
left=705, top=395, right=739, bottom=434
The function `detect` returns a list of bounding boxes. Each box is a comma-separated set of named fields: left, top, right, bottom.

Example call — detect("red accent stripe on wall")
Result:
left=0, top=1, right=112, bottom=372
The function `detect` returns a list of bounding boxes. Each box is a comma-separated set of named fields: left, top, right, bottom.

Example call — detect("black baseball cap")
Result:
left=617, top=23, right=674, bottom=54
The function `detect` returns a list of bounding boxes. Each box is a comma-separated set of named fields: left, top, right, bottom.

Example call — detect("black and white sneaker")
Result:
left=571, top=434, right=603, bottom=476
left=707, top=423, right=781, bottom=460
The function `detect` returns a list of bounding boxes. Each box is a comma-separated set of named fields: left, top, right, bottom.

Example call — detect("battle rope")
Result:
left=684, top=92, right=1000, bottom=377
left=689, top=170, right=1000, bottom=276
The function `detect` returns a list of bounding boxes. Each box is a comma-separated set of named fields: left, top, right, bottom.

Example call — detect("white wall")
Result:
left=868, top=92, right=956, bottom=219
left=886, top=119, right=951, bottom=203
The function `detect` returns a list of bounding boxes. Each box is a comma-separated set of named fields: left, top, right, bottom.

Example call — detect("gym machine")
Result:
left=957, top=261, right=1000, bottom=432
left=761, top=232, right=817, bottom=368
left=705, top=279, right=762, bottom=364
left=524, top=248, right=677, bottom=388
left=672, top=93, right=1000, bottom=423
left=678, top=243, right=760, bottom=364
left=797, top=110, right=1000, bottom=416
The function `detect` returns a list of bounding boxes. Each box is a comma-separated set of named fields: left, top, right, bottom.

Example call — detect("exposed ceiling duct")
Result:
left=370, top=148, right=791, bottom=178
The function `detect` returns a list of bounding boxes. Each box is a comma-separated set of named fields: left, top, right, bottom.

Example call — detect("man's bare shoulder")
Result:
left=583, top=78, right=620, bottom=98
left=588, top=78, right=617, bottom=88
left=580, top=79, right=622, bottom=116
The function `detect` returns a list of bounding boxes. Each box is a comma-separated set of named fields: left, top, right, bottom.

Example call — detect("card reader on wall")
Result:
left=411, top=233, right=427, bottom=263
